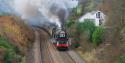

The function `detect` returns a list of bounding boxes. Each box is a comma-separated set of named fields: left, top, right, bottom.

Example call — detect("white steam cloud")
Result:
left=13, top=0, right=78, bottom=28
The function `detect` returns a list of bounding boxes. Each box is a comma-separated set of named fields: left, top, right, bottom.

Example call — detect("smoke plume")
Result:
left=12, top=0, right=78, bottom=28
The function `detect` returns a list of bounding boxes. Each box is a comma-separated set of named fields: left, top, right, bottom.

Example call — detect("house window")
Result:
left=96, top=12, right=101, bottom=18
left=99, top=19, right=102, bottom=25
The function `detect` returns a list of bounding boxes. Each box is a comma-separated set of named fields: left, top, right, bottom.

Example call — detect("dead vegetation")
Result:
left=0, top=16, right=35, bottom=63
left=0, top=16, right=34, bottom=54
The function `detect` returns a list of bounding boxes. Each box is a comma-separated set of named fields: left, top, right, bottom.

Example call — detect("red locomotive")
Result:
left=52, top=28, right=70, bottom=50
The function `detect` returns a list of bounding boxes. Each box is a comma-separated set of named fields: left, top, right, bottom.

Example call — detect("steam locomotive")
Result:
left=52, top=27, right=70, bottom=50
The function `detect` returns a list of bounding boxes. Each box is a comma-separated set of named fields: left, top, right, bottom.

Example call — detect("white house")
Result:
left=79, top=10, right=106, bottom=26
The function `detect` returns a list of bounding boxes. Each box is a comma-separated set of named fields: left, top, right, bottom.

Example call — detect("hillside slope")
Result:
left=0, top=16, right=35, bottom=63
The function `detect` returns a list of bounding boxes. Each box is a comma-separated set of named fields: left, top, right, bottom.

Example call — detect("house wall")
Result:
left=79, top=11, right=106, bottom=26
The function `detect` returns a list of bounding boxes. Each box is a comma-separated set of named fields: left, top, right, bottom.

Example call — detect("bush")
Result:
left=92, top=27, right=104, bottom=46
left=76, top=19, right=96, bottom=41
left=76, top=22, right=83, bottom=33
left=72, top=4, right=83, bottom=17
left=0, top=36, right=13, bottom=49
left=82, top=19, right=96, bottom=33
left=0, top=36, right=15, bottom=63
left=65, top=20, right=75, bottom=28
left=0, top=36, right=19, bottom=63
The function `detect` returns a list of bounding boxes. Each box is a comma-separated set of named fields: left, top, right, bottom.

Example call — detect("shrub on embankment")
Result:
left=92, top=27, right=104, bottom=46
left=76, top=19, right=104, bottom=46
left=0, top=16, right=35, bottom=63
left=0, top=35, right=16, bottom=63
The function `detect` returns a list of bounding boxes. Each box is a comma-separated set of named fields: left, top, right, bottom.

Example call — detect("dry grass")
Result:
left=76, top=42, right=123, bottom=63
left=0, top=16, right=34, bottom=54
left=75, top=29, right=124, bottom=63
left=76, top=40, right=100, bottom=63
left=77, top=48, right=100, bottom=63
left=77, top=39, right=124, bottom=63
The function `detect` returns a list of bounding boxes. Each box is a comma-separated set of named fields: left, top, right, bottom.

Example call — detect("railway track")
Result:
left=38, top=29, right=54, bottom=63
left=40, top=40, right=54, bottom=63
left=67, top=50, right=86, bottom=63
left=33, top=30, right=42, bottom=63
left=32, top=28, right=85, bottom=63
left=59, top=51, right=75, bottom=63
left=49, top=39, right=74, bottom=63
